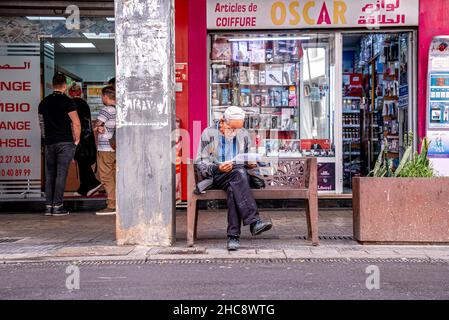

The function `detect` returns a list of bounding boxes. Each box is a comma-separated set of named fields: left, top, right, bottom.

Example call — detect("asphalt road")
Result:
left=1, top=260, right=448, bottom=300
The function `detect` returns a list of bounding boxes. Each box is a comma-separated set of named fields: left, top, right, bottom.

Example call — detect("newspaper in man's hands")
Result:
left=219, top=153, right=275, bottom=176
left=228, top=153, right=262, bottom=164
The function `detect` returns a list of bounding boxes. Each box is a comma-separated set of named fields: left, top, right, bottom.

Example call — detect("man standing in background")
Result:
left=38, top=73, right=81, bottom=216
left=68, top=83, right=102, bottom=197
left=94, top=86, right=117, bottom=215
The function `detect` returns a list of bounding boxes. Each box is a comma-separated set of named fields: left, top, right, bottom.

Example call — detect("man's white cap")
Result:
left=223, top=106, right=245, bottom=121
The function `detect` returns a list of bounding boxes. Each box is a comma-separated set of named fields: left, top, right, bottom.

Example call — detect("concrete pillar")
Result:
left=115, top=0, right=175, bottom=246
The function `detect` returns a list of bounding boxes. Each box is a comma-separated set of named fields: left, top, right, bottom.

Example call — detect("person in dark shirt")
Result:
left=68, top=83, right=102, bottom=197
left=38, top=73, right=81, bottom=216
left=107, top=77, right=115, bottom=88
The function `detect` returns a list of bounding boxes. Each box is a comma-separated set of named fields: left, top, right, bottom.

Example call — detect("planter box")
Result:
left=353, top=177, right=449, bottom=243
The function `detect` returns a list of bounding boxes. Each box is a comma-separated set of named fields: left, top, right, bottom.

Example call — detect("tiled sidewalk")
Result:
left=0, top=210, right=448, bottom=262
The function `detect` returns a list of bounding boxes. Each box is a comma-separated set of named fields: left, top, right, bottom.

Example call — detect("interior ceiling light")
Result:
left=26, top=16, right=66, bottom=21
left=106, top=17, right=115, bottom=21
left=60, top=43, right=96, bottom=48
left=83, top=33, right=115, bottom=39
left=228, top=36, right=311, bottom=42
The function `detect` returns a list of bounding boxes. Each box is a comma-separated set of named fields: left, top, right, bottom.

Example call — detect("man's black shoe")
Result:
left=227, top=237, right=240, bottom=251
left=44, top=205, right=53, bottom=216
left=52, top=205, right=70, bottom=216
left=250, top=220, right=272, bottom=236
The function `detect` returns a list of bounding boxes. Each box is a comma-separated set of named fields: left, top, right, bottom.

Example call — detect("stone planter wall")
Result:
left=353, top=177, right=449, bottom=243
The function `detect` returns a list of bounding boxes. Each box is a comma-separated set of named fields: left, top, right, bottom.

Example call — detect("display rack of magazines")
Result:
left=209, top=34, right=303, bottom=158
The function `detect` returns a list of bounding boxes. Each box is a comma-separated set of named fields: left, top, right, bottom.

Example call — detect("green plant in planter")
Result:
left=369, top=133, right=435, bottom=178
left=398, top=138, right=434, bottom=178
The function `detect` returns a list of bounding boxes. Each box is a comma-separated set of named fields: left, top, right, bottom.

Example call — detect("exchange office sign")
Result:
left=207, top=0, right=419, bottom=29
left=0, top=56, right=41, bottom=182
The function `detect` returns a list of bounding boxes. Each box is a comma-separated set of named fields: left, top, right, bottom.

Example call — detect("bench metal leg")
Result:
left=193, top=204, right=199, bottom=240
left=187, top=198, right=197, bottom=247
left=305, top=198, right=319, bottom=246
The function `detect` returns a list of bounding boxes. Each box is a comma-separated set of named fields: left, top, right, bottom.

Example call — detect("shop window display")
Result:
left=209, top=33, right=335, bottom=160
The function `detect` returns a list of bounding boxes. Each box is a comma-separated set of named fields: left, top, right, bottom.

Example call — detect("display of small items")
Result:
left=342, top=96, right=362, bottom=188
left=383, top=120, right=399, bottom=135
left=343, top=114, right=360, bottom=126
left=343, top=142, right=361, bottom=154
left=383, top=137, right=400, bottom=154
left=343, top=128, right=359, bottom=140
left=262, top=139, right=334, bottom=158
left=343, top=98, right=361, bottom=111
left=209, top=35, right=302, bottom=138
left=360, top=33, right=402, bottom=162
left=382, top=101, right=398, bottom=118
left=245, top=108, right=298, bottom=131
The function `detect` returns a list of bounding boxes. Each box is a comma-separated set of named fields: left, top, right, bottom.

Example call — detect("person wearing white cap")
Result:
left=195, top=106, right=272, bottom=251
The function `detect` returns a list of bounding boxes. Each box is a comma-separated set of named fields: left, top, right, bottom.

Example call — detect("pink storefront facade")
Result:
left=175, top=0, right=449, bottom=199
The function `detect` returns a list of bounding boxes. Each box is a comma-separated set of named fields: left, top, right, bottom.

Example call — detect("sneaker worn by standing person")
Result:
left=52, top=204, right=70, bottom=216
left=44, top=205, right=53, bottom=216
left=227, top=236, right=240, bottom=251
left=96, top=207, right=116, bottom=215
left=250, top=220, right=273, bottom=236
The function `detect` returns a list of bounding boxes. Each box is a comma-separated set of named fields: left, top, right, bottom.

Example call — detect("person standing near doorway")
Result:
left=107, top=77, right=116, bottom=88
left=68, top=83, right=102, bottom=197
left=94, top=86, right=116, bottom=215
left=38, top=73, right=81, bottom=216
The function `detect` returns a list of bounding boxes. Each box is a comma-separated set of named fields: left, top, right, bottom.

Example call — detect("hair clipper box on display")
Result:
left=211, top=41, right=232, bottom=61
left=211, top=64, right=230, bottom=83
left=265, top=64, right=283, bottom=85
left=239, top=88, right=251, bottom=107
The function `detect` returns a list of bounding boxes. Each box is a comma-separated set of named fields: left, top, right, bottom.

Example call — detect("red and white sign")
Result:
left=207, top=0, right=419, bottom=30
left=176, top=63, right=188, bottom=83
left=0, top=56, right=41, bottom=181
left=175, top=63, right=188, bottom=93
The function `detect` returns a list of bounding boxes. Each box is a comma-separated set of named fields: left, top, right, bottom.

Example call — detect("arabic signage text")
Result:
left=0, top=56, right=41, bottom=181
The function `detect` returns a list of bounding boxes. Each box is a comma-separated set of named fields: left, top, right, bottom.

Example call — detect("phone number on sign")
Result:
left=0, top=155, right=31, bottom=164
left=1, top=169, right=32, bottom=177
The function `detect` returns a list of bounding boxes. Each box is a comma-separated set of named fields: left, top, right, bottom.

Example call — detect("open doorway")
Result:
left=42, top=37, right=116, bottom=200
left=342, top=32, right=414, bottom=192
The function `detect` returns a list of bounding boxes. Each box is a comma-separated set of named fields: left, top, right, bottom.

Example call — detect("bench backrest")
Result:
left=188, top=157, right=317, bottom=194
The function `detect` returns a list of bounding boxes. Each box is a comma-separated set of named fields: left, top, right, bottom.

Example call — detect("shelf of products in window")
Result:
left=247, top=129, right=299, bottom=132
left=264, top=153, right=336, bottom=158
left=383, top=96, right=399, bottom=101
left=211, top=83, right=298, bottom=87
left=344, top=169, right=361, bottom=173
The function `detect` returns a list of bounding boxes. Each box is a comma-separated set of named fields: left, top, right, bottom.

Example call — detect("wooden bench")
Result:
left=187, top=157, right=319, bottom=247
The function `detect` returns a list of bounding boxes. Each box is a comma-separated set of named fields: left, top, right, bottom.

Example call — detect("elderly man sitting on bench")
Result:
left=195, top=106, right=272, bottom=251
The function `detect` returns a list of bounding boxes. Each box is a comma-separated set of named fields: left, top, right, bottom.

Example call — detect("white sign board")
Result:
left=207, top=0, right=419, bottom=30
left=0, top=56, right=41, bottom=181
left=427, top=36, right=449, bottom=177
